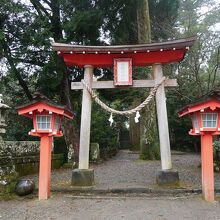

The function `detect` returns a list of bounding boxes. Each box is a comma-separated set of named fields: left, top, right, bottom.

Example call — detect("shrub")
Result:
left=213, top=140, right=220, bottom=172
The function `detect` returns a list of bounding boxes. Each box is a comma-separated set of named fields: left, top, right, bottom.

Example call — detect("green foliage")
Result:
left=0, top=172, right=18, bottom=199
left=167, top=90, right=200, bottom=152
left=64, top=10, right=103, bottom=44
left=213, top=140, right=220, bottom=153
left=0, top=0, right=106, bottom=153
left=0, top=75, right=37, bottom=141
left=1, top=0, right=220, bottom=158
left=139, top=142, right=160, bottom=160
left=54, top=137, right=68, bottom=163
left=149, top=0, right=180, bottom=40
left=213, top=140, right=220, bottom=172
left=98, top=0, right=180, bottom=44
left=167, top=0, right=220, bottom=151
left=91, top=103, right=119, bottom=159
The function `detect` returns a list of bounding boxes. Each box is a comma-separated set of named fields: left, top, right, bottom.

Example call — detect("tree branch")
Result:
left=210, top=46, right=220, bottom=89
left=41, top=0, right=52, bottom=7
left=16, top=58, right=45, bottom=67
left=2, top=37, right=33, bottom=101
left=30, top=0, right=51, bottom=19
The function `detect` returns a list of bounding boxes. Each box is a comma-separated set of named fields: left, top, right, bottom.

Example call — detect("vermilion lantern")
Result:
left=17, top=95, right=73, bottom=137
left=179, top=97, right=220, bottom=136
left=178, top=91, right=220, bottom=202
left=114, top=58, right=132, bottom=86
left=17, top=94, right=74, bottom=200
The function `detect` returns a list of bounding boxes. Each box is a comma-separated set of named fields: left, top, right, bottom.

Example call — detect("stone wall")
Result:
left=2, top=141, right=40, bottom=156
left=7, top=153, right=63, bottom=176
left=0, top=140, right=63, bottom=185
left=90, top=143, right=100, bottom=162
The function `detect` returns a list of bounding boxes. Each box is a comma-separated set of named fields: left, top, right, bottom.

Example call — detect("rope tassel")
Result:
left=134, top=111, right=141, bottom=123
left=108, top=113, right=114, bottom=126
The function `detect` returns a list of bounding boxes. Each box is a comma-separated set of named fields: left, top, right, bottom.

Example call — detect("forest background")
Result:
left=0, top=0, right=220, bottom=162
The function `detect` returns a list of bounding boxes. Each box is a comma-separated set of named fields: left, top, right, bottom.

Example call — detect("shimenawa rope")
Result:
left=81, top=77, right=166, bottom=124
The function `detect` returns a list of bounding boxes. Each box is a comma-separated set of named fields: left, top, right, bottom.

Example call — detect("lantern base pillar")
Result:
left=156, top=170, right=179, bottom=186
left=71, top=169, right=94, bottom=186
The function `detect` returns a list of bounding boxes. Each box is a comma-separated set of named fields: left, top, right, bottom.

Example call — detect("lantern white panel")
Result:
left=193, top=114, right=199, bottom=128
left=201, top=113, right=218, bottom=128
left=36, top=115, right=51, bottom=130
left=54, top=116, right=60, bottom=130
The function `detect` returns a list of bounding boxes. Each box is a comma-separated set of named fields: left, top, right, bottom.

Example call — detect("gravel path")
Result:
left=27, top=150, right=220, bottom=191
left=0, top=194, right=220, bottom=220
left=1, top=151, right=220, bottom=220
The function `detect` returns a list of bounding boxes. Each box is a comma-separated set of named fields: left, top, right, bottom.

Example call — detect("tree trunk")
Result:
left=139, top=100, right=160, bottom=160
left=50, top=2, right=80, bottom=162
left=129, top=100, right=141, bottom=151
left=55, top=56, right=80, bottom=162
left=137, top=0, right=151, bottom=44
left=129, top=0, right=160, bottom=160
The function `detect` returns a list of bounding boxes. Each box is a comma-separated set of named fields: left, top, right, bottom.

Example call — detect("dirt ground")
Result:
left=27, top=150, right=220, bottom=190
left=0, top=193, right=220, bottom=220
left=1, top=150, right=220, bottom=220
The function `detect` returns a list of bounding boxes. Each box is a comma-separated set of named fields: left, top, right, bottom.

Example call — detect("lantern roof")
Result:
left=0, top=94, right=10, bottom=109
left=17, top=93, right=74, bottom=119
left=178, top=90, right=220, bottom=117
left=0, top=103, right=10, bottom=109
left=52, top=37, right=196, bottom=68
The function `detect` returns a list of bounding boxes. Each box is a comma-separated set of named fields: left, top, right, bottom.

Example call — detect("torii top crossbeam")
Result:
left=52, top=37, right=196, bottom=68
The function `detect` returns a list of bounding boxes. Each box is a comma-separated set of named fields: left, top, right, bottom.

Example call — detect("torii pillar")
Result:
left=72, top=65, right=95, bottom=186
left=153, top=64, right=179, bottom=185
left=52, top=37, right=196, bottom=186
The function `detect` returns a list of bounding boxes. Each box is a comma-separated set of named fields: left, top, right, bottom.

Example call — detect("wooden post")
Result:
left=153, top=64, right=172, bottom=170
left=38, top=135, right=53, bottom=200
left=78, top=65, right=93, bottom=169
left=201, top=133, right=214, bottom=202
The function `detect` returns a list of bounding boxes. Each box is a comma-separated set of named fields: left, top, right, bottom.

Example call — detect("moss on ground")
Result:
left=0, top=182, right=17, bottom=201
left=150, top=181, right=189, bottom=189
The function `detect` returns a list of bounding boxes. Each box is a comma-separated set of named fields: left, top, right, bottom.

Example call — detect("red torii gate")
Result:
left=52, top=37, right=196, bottom=186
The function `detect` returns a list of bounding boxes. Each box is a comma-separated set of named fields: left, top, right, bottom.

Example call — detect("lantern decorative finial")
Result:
left=0, top=94, right=10, bottom=137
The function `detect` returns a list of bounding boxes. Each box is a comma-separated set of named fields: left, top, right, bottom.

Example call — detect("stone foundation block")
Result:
left=71, top=169, right=94, bottom=186
left=156, top=170, right=179, bottom=186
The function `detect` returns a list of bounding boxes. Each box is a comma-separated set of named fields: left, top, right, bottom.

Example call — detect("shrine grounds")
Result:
left=28, top=150, right=220, bottom=191
left=0, top=150, right=220, bottom=219
left=0, top=194, right=220, bottom=220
